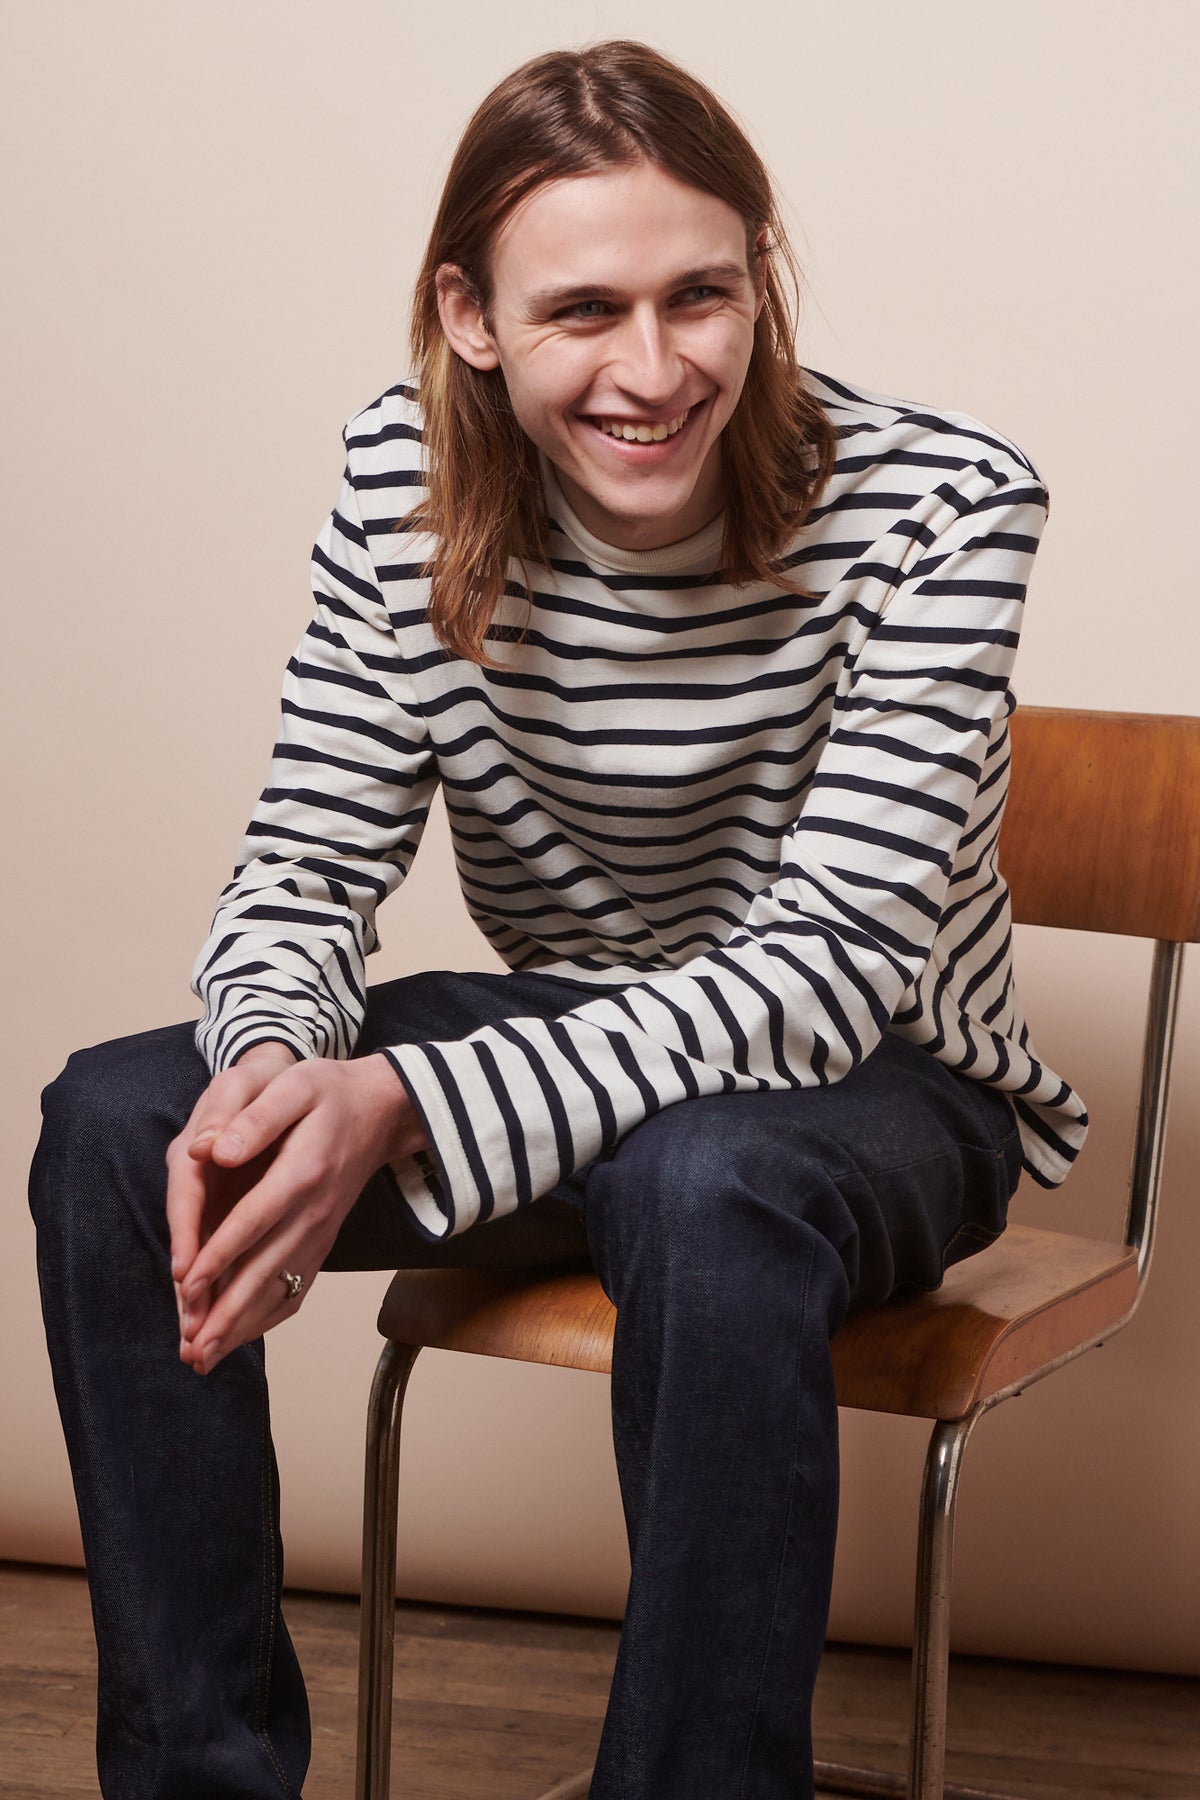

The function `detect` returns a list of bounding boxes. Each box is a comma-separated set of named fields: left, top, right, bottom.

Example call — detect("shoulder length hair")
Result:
left=407, top=40, right=837, bottom=665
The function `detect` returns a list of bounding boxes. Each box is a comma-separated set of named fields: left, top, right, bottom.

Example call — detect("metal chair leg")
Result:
left=354, top=1368, right=1018, bottom=1800
left=816, top=1406, right=1026, bottom=1800
left=356, top=1339, right=422, bottom=1800
left=909, top=1414, right=979, bottom=1800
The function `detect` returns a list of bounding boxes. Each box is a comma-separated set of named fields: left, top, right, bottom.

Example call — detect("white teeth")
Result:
left=597, top=409, right=689, bottom=442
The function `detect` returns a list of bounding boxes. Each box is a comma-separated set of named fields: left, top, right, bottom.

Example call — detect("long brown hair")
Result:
left=408, top=41, right=836, bottom=664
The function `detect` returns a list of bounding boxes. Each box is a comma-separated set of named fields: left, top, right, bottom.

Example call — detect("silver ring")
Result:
left=279, top=1269, right=304, bottom=1301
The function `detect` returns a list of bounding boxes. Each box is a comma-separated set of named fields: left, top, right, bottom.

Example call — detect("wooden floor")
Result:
left=2, top=1562, right=1196, bottom=1798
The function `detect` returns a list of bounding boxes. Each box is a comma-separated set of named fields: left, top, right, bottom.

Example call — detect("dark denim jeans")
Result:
left=30, top=968, right=1022, bottom=1800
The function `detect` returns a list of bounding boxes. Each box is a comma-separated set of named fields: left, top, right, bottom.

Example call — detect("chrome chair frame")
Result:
left=354, top=938, right=1185, bottom=1800
left=818, top=940, right=1185, bottom=1800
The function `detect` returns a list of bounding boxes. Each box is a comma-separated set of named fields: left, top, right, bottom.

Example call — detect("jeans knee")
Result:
left=30, top=1022, right=207, bottom=1247
left=586, top=1103, right=853, bottom=1325
left=39, top=1043, right=128, bottom=1151
left=40, top=1025, right=192, bottom=1147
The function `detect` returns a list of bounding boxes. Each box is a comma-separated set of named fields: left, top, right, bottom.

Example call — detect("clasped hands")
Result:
left=167, top=1043, right=427, bottom=1376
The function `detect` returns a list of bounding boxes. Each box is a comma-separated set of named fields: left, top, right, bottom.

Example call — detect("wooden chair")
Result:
left=355, top=707, right=1200, bottom=1800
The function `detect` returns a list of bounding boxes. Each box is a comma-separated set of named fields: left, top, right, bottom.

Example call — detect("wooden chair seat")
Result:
left=377, top=1265, right=616, bottom=1373
left=829, top=1223, right=1138, bottom=1420
left=375, top=1220, right=1139, bottom=1422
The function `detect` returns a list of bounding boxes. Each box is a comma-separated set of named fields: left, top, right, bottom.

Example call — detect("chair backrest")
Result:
left=998, top=706, right=1200, bottom=1284
left=1001, top=707, right=1200, bottom=940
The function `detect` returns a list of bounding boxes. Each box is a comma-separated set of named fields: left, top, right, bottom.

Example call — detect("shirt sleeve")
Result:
left=384, top=471, right=1052, bottom=1239
left=192, top=465, right=437, bottom=1072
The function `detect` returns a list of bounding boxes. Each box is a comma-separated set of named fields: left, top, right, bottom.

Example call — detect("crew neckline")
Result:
left=540, top=459, right=726, bottom=579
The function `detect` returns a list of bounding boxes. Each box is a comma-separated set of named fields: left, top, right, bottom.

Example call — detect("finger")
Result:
left=178, top=1143, right=286, bottom=1305
left=191, top=1242, right=316, bottom=1373
left=178, top=1256, right=221, bottom=1344
left=193, top=1198, right=335, bottom=1366
left=182, top=1066, right=261, bottom=1138
left=165, top=1133, right=212, bottom=1281
left=192, top=1291, right=298, bottom=1375
left=206, top=1067, right=317, bottom=1169
left=176, top=1056, right=294, bottom=1166
left=178, top=1267, right=232, bottom=1359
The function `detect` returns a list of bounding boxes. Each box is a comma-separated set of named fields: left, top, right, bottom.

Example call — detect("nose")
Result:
left=610, top=306, right=685, bottom=409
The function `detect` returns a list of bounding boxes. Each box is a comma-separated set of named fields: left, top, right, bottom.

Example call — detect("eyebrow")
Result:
left=523, top=262, right=753, bottom=313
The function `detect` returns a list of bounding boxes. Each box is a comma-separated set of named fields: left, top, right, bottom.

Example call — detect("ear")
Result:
left=751, top=229, right=769, bottom=322
left=435, top=264, right=502, bottom=371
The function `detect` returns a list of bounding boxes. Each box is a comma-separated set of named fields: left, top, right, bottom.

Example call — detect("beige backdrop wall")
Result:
left=4, top=0, right=1198, bottom=1676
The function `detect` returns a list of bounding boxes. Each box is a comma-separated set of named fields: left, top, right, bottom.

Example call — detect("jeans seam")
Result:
left=254, top=1348, right=295, bottom=1798
left=939, top=1216, right=1002, bottom=1259
left=735, top=1231, right=816, bottom=1799
left=823, top=1138, right=995, bottom=1186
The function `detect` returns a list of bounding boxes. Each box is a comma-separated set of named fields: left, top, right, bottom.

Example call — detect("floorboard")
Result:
left=1, top=1562, right=1195, bottom=1798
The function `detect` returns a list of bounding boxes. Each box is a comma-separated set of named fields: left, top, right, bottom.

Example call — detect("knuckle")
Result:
left=238, top=1203, right=269, bottom=1242
left=305, top=1152, right=333, bottom=1189
left=308, top=1193, right=336, bottom=1232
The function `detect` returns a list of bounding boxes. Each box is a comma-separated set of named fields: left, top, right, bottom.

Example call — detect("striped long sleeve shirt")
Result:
left=193, top=372, right=1087, bottom=1238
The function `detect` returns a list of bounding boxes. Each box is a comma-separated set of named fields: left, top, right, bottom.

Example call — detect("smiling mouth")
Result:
left=591, top=406, right=693, bottom=443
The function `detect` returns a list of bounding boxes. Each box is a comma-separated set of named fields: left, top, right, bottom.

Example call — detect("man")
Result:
left=32, top=41, right=1084, bottom=1799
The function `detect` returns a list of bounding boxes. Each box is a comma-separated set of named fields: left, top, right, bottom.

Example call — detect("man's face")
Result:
left=445, top=160, right=764, bottom=551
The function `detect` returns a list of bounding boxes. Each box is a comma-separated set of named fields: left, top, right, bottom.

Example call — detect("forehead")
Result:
left=488, top=161, right=751, bottom=295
